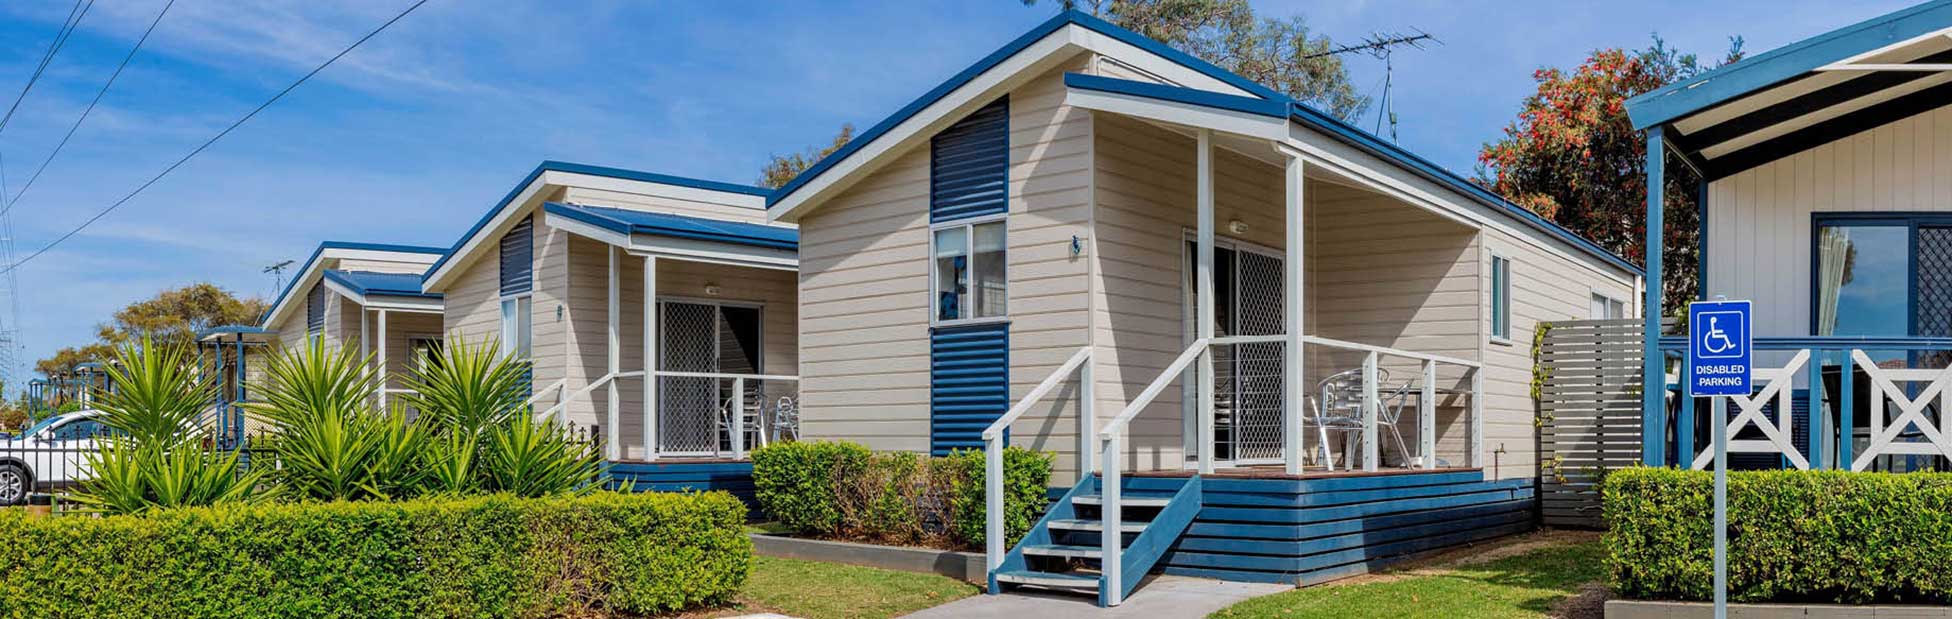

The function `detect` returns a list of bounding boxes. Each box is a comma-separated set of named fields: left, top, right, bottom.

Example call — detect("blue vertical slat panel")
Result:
left=929, top=98, right=1009, bottom=223
left=930, top=322, right=1009, bottom=456
left=499, top=216, right=534, bottom=296
left=305, top=285, right=325, bottom=334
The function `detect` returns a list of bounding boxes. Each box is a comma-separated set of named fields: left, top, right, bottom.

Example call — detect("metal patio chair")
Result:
left=1311, top=367, right=1415, bottom=470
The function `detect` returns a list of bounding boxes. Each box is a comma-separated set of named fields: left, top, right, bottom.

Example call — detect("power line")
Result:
left=0, top=0, right=96, bottom=136
left=0, top=0, right=433, bottom=278
left=1, top=0, right=176, bottom=217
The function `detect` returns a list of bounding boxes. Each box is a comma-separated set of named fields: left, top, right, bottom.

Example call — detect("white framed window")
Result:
left=930, top=215, right=1007, bottom=325
left=1590, top=292, right=1627, bottom=319
left=499, top=294, right=532, bottom=360
left=1490, top=254, right=1512, bottom=342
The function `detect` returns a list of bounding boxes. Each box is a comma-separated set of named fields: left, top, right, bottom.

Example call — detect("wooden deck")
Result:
left=1132, top=466, right=1484, bottom=480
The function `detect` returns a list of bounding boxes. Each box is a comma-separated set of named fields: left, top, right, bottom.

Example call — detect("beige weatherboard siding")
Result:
left=779, top=14, right=1639, bottom=485
left=1706, top=105, right=1952, bottom=342
left=425, top=161, right=792, bottom=461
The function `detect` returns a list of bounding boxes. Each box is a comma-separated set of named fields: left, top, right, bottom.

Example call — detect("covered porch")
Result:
left=1631, top=6, right=1952, bottom=471
left=536, top=201, right=800, bottom=463
left=984, top=72, right=1507, bottom=603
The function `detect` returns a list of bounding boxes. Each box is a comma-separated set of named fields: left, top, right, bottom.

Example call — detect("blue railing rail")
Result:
left=1649, top=335, right=1952, bottom=468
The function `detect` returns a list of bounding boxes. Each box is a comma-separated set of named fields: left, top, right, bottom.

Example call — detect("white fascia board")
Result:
left=261, top=265, right=329, bottom=330
left=767, top=29, right=1089, bottom=223
left=544, top=211, right=633, bottom=248
left=319, top=276, right=368, bottom=308
left=1063, top=89, right=1287, bottom=143
left=422, top=176, right=553, bottom=292
left=1282, top=124, right=1638, bottom=287
left=361, top=296, right=445, bottom=313
left=320, top=247, right=441, bottom=266
left=626, top=234, right=798, bottom=271
left=545, top=170, right=767, bottom=210
left=1070, top=29, right=1257, bottom=97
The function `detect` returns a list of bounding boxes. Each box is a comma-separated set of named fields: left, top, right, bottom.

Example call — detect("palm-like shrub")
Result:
left=402, top=337, right=531, bottom=437
left=71, top=337, right=272, bottom=514
left=93, top=336, right=210, bottom=447
left=480, top=415, right=606, bottom=497
left=244, top=337, right=391, bottom=501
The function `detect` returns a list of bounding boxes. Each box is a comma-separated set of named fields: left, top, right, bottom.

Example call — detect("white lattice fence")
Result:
left=1848, top=350, right=1952, bottom=471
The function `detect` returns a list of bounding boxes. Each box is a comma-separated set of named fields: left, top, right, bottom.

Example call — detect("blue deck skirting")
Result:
left=1155, top=470, right=1536, bottom=585
left=607, top=460, right=759, bottom=518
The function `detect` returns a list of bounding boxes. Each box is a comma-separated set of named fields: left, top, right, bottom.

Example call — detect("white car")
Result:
left=0, top=410, right=109, bottom=506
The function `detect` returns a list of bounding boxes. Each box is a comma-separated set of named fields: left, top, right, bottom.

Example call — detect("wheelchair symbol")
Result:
left=1700, top=316, right=1736, bottom=355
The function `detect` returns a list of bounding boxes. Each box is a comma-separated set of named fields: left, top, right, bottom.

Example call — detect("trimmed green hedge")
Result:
left=751, top=440, right=1051, bottom=549
left=0, top=491, right=751, bottom=619
left=1605, top=467, right=1952, bottom=604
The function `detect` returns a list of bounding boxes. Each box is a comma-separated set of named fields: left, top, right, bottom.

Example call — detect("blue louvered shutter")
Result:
left=930, top=322, right=1009, bottom=455
left=930, top=98, right=1008, bottom=223
left=305, top=285, right=325, bottom=334
left=500, top=216, right=534, bottom=296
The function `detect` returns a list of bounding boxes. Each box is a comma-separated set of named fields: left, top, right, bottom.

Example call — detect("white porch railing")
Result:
left=1849, top=350, right=1952, bottom=471
left=980, top=346, right=1093, bottom=574
left=1689, top=350, right=1810, bottom=470
left=651, top=371, right=801, bottom=459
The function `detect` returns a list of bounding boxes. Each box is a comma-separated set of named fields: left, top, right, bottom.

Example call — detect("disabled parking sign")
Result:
left=1688, top=299, right=1752, bottom=396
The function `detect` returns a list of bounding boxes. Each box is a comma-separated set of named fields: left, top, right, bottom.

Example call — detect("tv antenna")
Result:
left=1305, top=29, right=1440, bottom=143
left=263, top=260, right=295, bottom=298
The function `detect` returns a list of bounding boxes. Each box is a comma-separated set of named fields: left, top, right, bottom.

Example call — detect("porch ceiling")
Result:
left=1628, top=2, right=1952, bottom=180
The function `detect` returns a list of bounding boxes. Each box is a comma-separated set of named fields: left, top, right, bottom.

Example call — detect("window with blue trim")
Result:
left=1811, top=214, right=1952, bottom=367
left=1490, top=255, right=1511, bottom=340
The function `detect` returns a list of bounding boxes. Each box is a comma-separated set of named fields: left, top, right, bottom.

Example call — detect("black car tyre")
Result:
left=0, top=463, right=28, bottom=507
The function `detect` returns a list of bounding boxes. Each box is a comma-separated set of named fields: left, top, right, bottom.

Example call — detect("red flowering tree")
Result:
left=1479, top=37, right=1741, bottom=315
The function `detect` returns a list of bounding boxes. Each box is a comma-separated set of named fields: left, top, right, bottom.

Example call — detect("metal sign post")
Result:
left=1688, top=299, right=1751, bottom=619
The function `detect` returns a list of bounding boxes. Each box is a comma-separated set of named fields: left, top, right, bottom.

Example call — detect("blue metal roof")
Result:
left=546, top=202, right=797, bottom=250
left=1065, top=73, right=1641, bottom=274
left=769, top=10, right=1636, bottom=273
left=422, top=161, right=773, bottom=282
left=1625, top=0, right=1952, bottom=130
left=260, top=241, right=447, bottom=325
left=323, top=270, right=441, bottom=299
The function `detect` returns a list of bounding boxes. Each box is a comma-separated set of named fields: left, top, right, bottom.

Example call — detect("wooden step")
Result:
left=1022, top=544, right=1103, bottom=559
left=1048, top=518, right=1147, bottom=533
left=994, top=568, right=1100, bottom=590
left=1072, top=494, right=1172, bottom=507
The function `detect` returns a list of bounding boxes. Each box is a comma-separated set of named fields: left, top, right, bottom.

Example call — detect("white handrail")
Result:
left=536, top=371, right=645, bottom=422
left=981, top=347, right=1092, bottom=441
left=1099, top=339, right=1208, bottom=440
left=1301, top=334, right=1480, bottom=368
left=985, top=346, right=1092, bottom=575
left=525, top=377, right=569, bottom=407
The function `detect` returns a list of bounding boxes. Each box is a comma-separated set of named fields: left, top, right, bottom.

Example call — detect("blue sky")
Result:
left=0, top=0, right=1918, bottom=382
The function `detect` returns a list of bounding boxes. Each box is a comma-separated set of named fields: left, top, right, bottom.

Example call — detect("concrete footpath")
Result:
left=900, top=576, right=1290, bottom=618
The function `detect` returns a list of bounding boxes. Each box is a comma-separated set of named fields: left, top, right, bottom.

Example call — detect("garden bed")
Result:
left=749, top=530, right=988, bottom=583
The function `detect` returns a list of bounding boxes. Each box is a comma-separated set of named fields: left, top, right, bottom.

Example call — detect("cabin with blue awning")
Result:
left=766, top=10, right=1642, bottom=604
left=1628, top=0, right=1952, bottom=473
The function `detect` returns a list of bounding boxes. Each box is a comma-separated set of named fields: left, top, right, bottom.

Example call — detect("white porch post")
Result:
left=1361, top=351, right=1379, bottom=471
left=1195, top=128, right=1216, bottom=474
left=1420, top=360, right=1436, bottom=469
left=1283, top=150, right=1306, bottom=474
left=376, top=309, right=389, bottom=411
left=360, top=308, right=371, bottom=390
left=607, top=246, right=622, bottom=460
left=1469, top=369, right=1484, bottom=468
left=643, top=255, right=659, bottom=459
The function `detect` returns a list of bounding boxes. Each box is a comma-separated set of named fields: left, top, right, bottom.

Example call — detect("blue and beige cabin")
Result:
left=1630, top=1, right=1952, bottom=473
left=767, top=11, right=1640, bottom=604
left=417, top=161, right=796, bottom=498
left=257, top=241, right=448, bottom=410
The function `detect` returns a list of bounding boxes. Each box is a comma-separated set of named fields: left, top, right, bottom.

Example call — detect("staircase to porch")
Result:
left=991, top=474, right=1204, bottom=606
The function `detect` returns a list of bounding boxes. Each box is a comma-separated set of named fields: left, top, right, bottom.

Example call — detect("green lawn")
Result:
left=732, top=555, right=980, bottom=619
left=1210, top=534, right=1606, bottom=619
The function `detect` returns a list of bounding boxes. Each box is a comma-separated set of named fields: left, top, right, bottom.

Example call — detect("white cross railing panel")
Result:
left=1691, top=349, right=1810, bottom=470
left=1848, top=350, right=1952, bottom=471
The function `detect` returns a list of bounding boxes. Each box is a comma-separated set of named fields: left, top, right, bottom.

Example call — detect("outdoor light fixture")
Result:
left=1228, top=219, right=1249, bottom=235
left=704, top=284, right=721, bottom=296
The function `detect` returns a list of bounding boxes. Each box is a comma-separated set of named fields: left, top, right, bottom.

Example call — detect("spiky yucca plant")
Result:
left=243, top=337, right=389, bottom=501
left=70, top=336, right=272, bottom=514
left=94, top=336, right=211, bottom=447
left=479, top=415, right=606, bottom=497
left=402, top=336, right=532, bottom=438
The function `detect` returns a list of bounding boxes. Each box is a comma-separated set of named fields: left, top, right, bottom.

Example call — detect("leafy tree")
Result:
left=35, top=282, right=267, bottom=377
left=1020, top=0, right=1367, bottom=120
left=1478, top=36, right=1743, bottom=316
left=760, top=124, right=854, bottom=189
